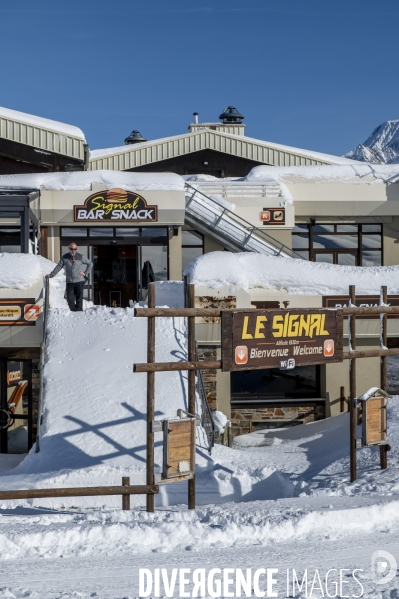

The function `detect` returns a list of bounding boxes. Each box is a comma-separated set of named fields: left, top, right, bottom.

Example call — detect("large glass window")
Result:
left=142, top=245, right=168, bottom=281
left=231, top=365, right=320, bottom=404
left=292, top=223, right=382, bottom=266
left=0, top=215, right=21, bottom=253
left=182, top=229, right=204, bottom=273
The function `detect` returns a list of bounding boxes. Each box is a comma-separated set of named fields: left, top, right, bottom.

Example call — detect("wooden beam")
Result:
left=187, top=284, right=196, bottom=510
left=343, top=306, right=399, bottom=315
left=134, top=360, right=221, bottom=373
left=343, top=348, right=399, bottom=360
left=380, top=286, right=388, bottom=471
left=0, top=484, right=158, bottom=501
left=146, top=283, right=156, bottom=513
left=135, top=308, right=222, bottom=317
left=349, top=285, right=357, bottom=483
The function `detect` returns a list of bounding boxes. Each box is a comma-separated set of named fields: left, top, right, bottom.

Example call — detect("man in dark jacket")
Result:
left=46, top=243, right=93, bottom=311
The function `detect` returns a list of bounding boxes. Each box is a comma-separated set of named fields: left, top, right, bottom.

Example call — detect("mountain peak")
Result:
left=346, top=120, right=399, bottom=164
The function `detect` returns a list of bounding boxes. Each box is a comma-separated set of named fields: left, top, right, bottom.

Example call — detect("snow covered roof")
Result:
left=0, top=170, right=185, bottom=192
left=0, top=105, right=86, bottom=161
left=244, top=163, right=399, bottom=185
left=184, top=252, right=399, bottom=295
left=89, top=129, right=358, bottom=171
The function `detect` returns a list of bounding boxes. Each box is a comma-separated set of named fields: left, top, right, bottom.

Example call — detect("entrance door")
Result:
left=92, top=245, right=137, bottom=307
left=0, top=359, right=33, bottom=454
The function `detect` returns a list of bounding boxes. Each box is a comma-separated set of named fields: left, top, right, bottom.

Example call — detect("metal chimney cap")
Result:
left=219, top=106, right=244, bottom=123
left=124, top=130, right=147, bottom=145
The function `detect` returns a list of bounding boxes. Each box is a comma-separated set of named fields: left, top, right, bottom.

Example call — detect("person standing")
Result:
left=46, top=243, right=93, bottom=312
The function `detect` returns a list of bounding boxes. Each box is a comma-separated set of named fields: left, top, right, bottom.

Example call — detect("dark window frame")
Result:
left=292, top=223, right=383, bottom=266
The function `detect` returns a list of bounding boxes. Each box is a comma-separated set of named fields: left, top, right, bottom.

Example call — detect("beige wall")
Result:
left=322, top=338, right=381, bottom=417
left=168, top=226, right=182, bottom=280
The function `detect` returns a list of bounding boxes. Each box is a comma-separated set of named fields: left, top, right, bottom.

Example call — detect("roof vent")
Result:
left=219, top=106, right=244, bottom=124
left=124, top=130, right=147, bottom=145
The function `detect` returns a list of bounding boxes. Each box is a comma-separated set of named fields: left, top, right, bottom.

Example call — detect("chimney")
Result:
left=193, top=112, right=199, bottom=125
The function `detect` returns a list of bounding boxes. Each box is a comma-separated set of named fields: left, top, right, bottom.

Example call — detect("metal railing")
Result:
left=195, top=343, right=215, bottom=454
left=185, top=182, right=304, bottom=259
left=36, top=276, right=50, bottom=452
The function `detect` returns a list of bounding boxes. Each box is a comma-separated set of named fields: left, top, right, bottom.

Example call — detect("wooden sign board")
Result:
left=0, top=299, right=39, bottom=326
left=361, top=395, right=387, bottom=446
left=162, top=418, right=196, bottom=480
left=323, top=295, right=399, bottom=319
left=221, top=309, right=343, bottom=372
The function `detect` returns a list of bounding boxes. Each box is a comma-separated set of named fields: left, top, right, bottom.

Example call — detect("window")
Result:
left=0, top=214, right=21, bottom=253
left=292, top=223, right=382, bottom=266
left=182, top=229, right=204, bottom=273
left=231, top=365, right=320, bottom=404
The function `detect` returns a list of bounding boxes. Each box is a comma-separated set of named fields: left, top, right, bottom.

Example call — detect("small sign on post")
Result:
left=358, top=387, right=390, bottom=448
left=150, top=417, right=196, bottom=482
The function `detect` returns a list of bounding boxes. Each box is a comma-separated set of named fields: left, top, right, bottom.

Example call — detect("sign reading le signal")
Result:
left=221, top=308, right=343, bottom=372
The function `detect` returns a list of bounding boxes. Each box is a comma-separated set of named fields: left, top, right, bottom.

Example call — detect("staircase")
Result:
left=184, top=182, right=303, bottom=258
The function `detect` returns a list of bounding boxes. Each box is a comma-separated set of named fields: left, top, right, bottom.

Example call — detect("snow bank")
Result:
left=0, top=496, right=398, bottom=559
left=184, top=252, right=399, bottom=294
left=0, top=170, right=185, bottom=192
left=0, top=253, right=54, bottom=289
left=244, top=163, right=399, bottom=184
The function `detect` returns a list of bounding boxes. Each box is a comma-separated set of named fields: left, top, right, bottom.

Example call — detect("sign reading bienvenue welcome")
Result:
left=74, top=188, right=158, bottom=222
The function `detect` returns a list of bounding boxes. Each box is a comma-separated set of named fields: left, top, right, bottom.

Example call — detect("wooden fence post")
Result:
left=187, top=284, right=196, bottom=510
left=146, top=283, right=156, bottom=512
left=340, top=386, right=346, bottom=413
left=349, top=285, right=357, bottom=483
left=380, top=285, right=388, bottom=470
left=122, top=477, right=130, bottom=510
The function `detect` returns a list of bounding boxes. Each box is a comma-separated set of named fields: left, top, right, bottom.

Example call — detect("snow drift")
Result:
left=184, top=252, right=399, bottom=294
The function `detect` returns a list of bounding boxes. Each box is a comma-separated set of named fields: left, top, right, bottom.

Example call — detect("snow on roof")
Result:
left=0, top=253, right=54, bottom=289
left=0, top=105, right=85, bottom=141
left=244, top=163, right=399, bottom=185
left=90, top=129, right=357, bottom=166
left=0, top=170, right=185, bottom=192
left=184, top=252, right=399, bottom=295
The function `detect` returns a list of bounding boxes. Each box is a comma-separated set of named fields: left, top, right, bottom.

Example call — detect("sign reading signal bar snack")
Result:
left=74, top=188, right=158, bottom=221
left=221, top=308, right=343, bottom=371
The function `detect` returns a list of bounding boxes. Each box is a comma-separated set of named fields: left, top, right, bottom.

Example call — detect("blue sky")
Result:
left=1, top=0, right=398, bottom=156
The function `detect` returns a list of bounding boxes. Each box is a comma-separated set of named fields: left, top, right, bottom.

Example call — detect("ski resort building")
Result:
left=1, top=104, right=399, bottom=453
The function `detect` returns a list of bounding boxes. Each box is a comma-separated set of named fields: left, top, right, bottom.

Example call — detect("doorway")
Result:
left=92, top=244, right=138, bottom=307
left=0, top=359, right=33, bottom=454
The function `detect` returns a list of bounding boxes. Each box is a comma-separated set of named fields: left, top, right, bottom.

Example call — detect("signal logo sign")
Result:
left=222, top=309, right=343, bottom=372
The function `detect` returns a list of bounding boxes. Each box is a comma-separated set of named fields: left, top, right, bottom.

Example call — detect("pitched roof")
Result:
left=89, top=128, right=359, bottom=171
left=0, top=105, right=86, bottom=161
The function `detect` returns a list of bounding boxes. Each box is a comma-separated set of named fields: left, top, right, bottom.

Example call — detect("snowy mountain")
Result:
left=346, top=120, right=399, bottom=164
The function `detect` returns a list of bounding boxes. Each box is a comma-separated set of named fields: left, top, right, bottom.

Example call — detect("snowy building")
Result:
left=1, top=105, right=399, bottom=454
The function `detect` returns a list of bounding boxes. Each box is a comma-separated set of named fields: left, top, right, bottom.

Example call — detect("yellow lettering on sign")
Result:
left=272, top=315, right=284, bottom=338
left=254, top=316, right=267, bottom=338
left=288, top=314, right=299, bottom=336
left=241, top=316, right=253, bottom=339
left=320, top=313, right=329, bottom=335
left=271, top=312, right=330, bottom=338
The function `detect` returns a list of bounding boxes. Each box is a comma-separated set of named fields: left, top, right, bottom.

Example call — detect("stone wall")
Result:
left=197, top=346, right=217, bottom=411
left=231, top=404, right=325, bottom=438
